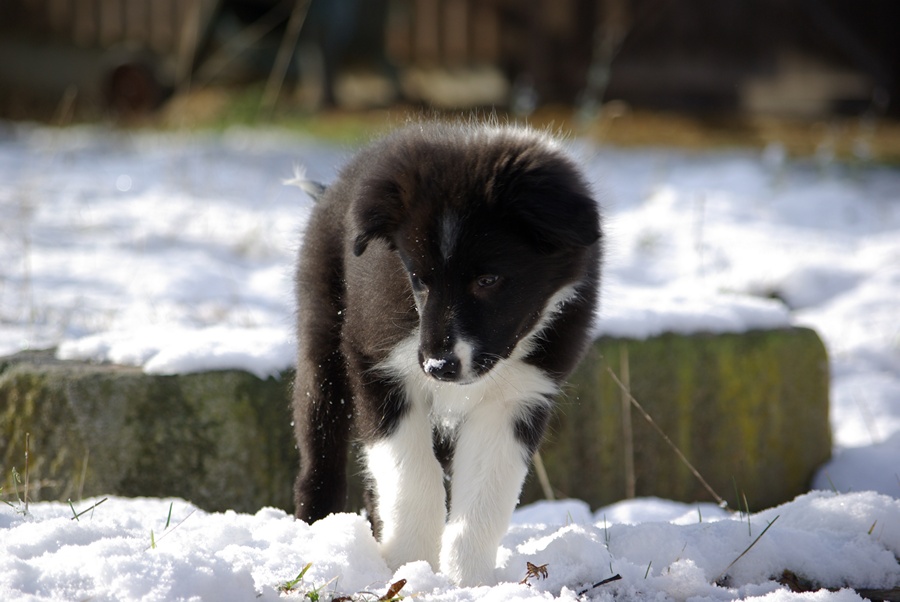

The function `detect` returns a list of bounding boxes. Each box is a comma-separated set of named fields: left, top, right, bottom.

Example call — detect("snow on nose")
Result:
left=422, top=354, right=461, bottom=381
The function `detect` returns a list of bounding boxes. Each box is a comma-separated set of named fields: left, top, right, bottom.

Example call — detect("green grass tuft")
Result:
left=279, top=562, right=313, bottom=594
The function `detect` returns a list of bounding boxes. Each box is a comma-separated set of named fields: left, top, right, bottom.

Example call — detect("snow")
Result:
left=1, top=492, right=897, bottom=601
left=424, top=357, right=448, bottom=372
left=2, top=123, right=899, bottom=600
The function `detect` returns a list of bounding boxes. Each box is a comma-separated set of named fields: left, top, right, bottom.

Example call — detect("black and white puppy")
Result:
left=291, top=121, right=601, bottom=586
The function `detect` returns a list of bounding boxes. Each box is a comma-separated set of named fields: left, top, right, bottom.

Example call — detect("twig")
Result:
left=743, top=492, right=752, bottom=536
left=532, top=451, right=555, bottom=501
left=578, top=573, right=622, bottom=596
left=260, top=0, right=313, bottom=115
left=620, top=345, right=635, bottom=498
left=173, top=0, right=212, bottom=94
left=193, top=2, right=291, bottom=87
left=576, top=0, right=630, bottom=127
left=605, top=363, right=727, bottom=507
left=53, top=86, right=78, bottom=127
left=853, top=393, right=881, bottom=444
left=77, top=448, right=89, bottom=502
left=70, top=497, right=108, bottom=520
left=145, top=507, right=198, bottom=549
left=23, top=433, right=30, bottom=515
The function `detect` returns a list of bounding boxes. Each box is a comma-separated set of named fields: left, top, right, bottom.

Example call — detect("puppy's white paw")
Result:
left=439, top=521, right=498, bottom=587
left=380, top=531, right=440, bottom=573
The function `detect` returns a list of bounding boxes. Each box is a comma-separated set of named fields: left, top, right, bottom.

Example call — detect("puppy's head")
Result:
left=353, top=124, right=600, bottom=384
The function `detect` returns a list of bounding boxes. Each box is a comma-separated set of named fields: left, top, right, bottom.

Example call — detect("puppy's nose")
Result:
left=422, top=353, right=462, bottom=382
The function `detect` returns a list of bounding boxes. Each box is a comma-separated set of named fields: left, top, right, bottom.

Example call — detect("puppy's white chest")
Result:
left=428, top=382, right=481, bottom=426
left=381, top=332, right=558, bottom=426
left=426, top=356, right=558, bottom=428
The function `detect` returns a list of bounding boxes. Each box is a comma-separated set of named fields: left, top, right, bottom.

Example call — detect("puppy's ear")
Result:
left=514, top=188, right=601, bottom=251
left=352, top=176, right=407, bottom=256
left=500, top=158, right=601, bottom=252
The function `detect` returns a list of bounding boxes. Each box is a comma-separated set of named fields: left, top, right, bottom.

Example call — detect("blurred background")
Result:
left=2, top=0, right=900, bottom=520
left=1, top=0, right=899, bottom=155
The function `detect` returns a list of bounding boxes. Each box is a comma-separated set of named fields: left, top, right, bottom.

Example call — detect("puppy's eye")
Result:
left=475, top=275, right=500, bottom=288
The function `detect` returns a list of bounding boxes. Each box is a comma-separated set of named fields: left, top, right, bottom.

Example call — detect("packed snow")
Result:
left=1, top=122, right=899, bottom=600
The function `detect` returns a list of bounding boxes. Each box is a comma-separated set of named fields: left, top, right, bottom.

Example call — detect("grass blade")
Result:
left=70, top=497, right=108, bottom=521
left=68, top=499, right=79, bottom=521
left=716, top=515, right=780, bottom=582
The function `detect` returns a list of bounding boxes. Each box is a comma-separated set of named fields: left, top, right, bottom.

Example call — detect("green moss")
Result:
left=524, top=328, right=830, bottom=511
left=0, top=351, right=297, bottom=513
left=1, top=366, right=89, bottom=503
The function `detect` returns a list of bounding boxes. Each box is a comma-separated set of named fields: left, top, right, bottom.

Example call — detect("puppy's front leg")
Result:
left=365, top=399, right=446, bottom=571
left=440, top=398, right=548, bottom=586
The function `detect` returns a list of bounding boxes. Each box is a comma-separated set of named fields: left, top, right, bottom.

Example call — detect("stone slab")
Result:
left=1, top=327, right=830, bottom=514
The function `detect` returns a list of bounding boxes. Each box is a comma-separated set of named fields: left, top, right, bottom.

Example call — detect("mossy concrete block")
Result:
left=0, top=350, right=297, bottom=513
left=2, top=326, right=830, bottom=514
left=522, top=327, right=831, bottom=511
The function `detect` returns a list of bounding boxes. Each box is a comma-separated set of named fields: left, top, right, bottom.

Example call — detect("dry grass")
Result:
left=157, top=86, right=900, bottom=163
left=527, top=103, right=900, bottom=164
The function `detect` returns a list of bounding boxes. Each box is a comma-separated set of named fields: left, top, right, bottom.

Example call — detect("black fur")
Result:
left=292, top=121, right=602, bottom=541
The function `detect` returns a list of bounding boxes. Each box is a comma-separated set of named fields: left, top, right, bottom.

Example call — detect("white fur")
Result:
left=282, top=165, right=326, bottom=201
left=452, top=338, right=476, bottom=383
left=518, top=283, right=579, bottom=357
left=367, top=282, right=574, bottom=585
left=365, top=398, right=446, bottom=571
left=375, top=339, right=555, bottom=585
left=440, top=392, right=534, bottom=586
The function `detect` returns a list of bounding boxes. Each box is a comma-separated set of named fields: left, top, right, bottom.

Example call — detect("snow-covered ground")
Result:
left=1, top=123, right=898, bottom=600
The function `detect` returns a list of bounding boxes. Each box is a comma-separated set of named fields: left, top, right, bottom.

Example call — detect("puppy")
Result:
left=291, top=121, right=602, bottom=586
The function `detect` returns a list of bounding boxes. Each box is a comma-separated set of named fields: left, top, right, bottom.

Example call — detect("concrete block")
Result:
left=522, top=327, right=831, bottom=511
left=1, top=327, right=830, bottom=514
left=0, top=351, right=296, bottom=513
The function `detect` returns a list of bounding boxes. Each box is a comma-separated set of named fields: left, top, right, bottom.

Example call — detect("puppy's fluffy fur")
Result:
left=292, top=121, right=602, bottom=586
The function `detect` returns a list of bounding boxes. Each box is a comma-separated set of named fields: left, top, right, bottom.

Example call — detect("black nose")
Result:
left=422, top=353, right=461, bottom=382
